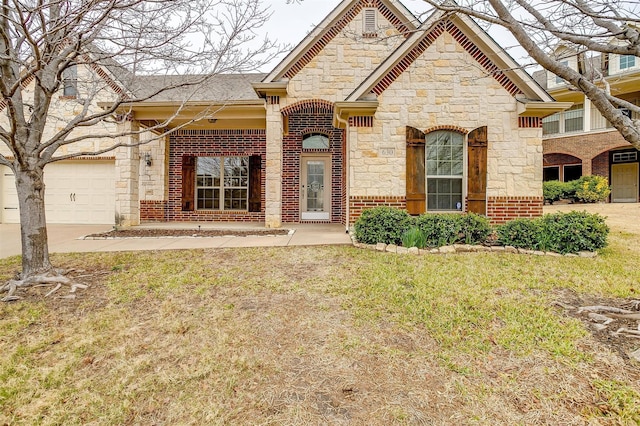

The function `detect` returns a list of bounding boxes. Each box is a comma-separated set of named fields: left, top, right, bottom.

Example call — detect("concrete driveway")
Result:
left=0, top=223, right=352, bottom=259
left=544, top=202, right=640, bottom=234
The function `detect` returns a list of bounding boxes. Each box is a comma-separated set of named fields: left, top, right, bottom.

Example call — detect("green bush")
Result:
left=459, top=213, right=492, bottom=244
left=539, top=211, right=609, bottom=254
left=414, top=213, right=462, bottom=247
left=401, top=227, right=427, bottom=249
left=496, top=218, right=542, bottom=250
left=414, top=213, right=491, bottom=247
left=496, top=211, right=609, bottom=254
left=354, top=207, right=413, bottom=245
left=571, top=175, right=611, bottom=203
left=543, top=180, right=572, bottom=204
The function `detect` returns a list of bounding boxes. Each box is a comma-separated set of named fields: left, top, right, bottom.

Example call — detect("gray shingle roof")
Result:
left=129, top=73, right=266, bottom=102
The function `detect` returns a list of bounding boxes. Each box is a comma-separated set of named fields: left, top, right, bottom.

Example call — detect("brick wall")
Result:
left=486, top=196, right=544, bottom=224
left=140, top=200, right=166, bottom=222
left=543, top=153, right=581, bottom=166
left=543, top=129, right=632, bottom=162
left=166, top=129, right=266, bottom=222
left=592, top=151, right=609, bottom=178
left=282, top=106, right=345, bottom=223
left=349, top=196, right=406, bottom=224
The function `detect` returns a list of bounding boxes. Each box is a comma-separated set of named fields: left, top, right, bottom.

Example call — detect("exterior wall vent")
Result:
left=363, top=8, right=377, bottom=36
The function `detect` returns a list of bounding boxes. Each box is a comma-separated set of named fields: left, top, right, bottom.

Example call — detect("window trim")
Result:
left=620, top=54, right=636, bottom=70
left=62, top=64, right=78, bottom=97
left=425, top=130, right=466, bottom=212
left=195, top=156, right=249, bottom=211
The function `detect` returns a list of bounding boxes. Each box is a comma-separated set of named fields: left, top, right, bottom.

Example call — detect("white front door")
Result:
left=300, top=155, right=331, bottom=221
left=611, top=163, right=639, bottom=203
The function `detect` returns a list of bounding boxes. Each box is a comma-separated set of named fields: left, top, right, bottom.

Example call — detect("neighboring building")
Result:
left=537, top=46, right=640, bottom=202
left=0, top=0, right=567, bottom=227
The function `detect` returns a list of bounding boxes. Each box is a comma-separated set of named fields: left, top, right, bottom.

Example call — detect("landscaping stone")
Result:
left=532, top=250, right=546, bottom=256
left=629, top=348, right=640, bottom=363
left=375, top=243, right=387, bottom=251
left=386, top=244, right=398, bottom=253
left=490, top=246, right=505, bottom=252
left=439, top=245, right=456, bottom=254
left=408, top=247, right=420, bottom=255
left=518, top=248, right=534, bottom=255
left=505, top=246, right=518, bottom=254
left=396, top=246, right=409, bottom=254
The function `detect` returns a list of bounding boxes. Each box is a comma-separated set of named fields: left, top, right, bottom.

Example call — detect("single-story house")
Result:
left=0, top=0, right=568, bottom=228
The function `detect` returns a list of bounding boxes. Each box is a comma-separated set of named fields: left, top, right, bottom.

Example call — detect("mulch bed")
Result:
left=85, top=228, right=290, bottom=238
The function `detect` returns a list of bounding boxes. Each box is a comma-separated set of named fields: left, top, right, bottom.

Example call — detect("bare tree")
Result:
left=417, top=0, right=640, bottom=149
left=0, top=0, right=280, bottom=299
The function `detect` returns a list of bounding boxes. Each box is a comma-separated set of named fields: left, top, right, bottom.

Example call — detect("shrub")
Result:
left=543, top=180, right=572, bottom=204
left=496, top=212, right=609, bottom=254
left=539, top=211, right=609, bottom=254
left=414, top=213, right=462, bottom=247
left=401, top=227, right=427, bottom=249
left=458, top=213, right=492, bottom=245
left=496, top=218, right=542, bottom=250
left=354, top=207, right=413, bottom=245
left=571, top=176, right=611, bottom=203
left=413, top=213, right=491, bottom=247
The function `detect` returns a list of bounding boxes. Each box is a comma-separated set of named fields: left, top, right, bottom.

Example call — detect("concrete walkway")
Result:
left=0, top=223, right=352, bottom=259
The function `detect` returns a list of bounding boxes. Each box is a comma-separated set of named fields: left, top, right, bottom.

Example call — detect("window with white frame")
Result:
left=62, top=64, right=78, bottom=97
left=555, top=61, right=569, bottom=84
left=620, top=55, right=636, bottom=70
left=196, top=157, right=249, bottom=210
left=426, top=131, right=464, bottom=211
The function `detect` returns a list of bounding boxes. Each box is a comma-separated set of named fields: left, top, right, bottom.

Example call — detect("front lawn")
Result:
left=1, top=231, right=639, bottom=424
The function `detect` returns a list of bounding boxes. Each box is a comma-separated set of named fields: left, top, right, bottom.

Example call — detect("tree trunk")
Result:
left=14, top=165, right=53, bottom=278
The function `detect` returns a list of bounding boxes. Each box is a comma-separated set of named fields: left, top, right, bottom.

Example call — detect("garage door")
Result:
left=1, top=161, right=115, bottom=224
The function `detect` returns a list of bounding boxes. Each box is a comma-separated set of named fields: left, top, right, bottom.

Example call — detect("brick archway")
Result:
left=281, top=99, right=334, bottom=116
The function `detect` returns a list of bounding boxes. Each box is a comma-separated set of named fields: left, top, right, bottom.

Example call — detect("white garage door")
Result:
left=1, top=161, right=115, bottom=224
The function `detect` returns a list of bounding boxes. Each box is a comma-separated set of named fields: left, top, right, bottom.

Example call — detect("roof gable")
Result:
left=347, top=10, right=553, bottom=102
left=263, top=0, right=419, bottom=83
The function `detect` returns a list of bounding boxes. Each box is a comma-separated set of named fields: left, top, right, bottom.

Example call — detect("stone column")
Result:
left=115, top=119, right=140, bottom=226
left=265, top=102, right=283, bottom=228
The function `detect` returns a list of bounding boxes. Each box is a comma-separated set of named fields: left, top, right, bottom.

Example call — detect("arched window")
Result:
left=302, top=133, right=329, bottom=150
left=426, top=131, right=464, bottom=211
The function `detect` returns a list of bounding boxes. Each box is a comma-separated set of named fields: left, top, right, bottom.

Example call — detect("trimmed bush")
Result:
left=401, top=227, right=427, bottom=249
left=354, top=207, right=413, bottom=245
left=496, top=211, right=609, bottom=254
left=496, top=218, right=542, bottom=250
left=459, top=213, right=492, bottom=245
left=543, top=180, right=572, bottom=204
left=414, top=213, right=462, bottom=247
left=539, top=211, right=609, bottom=254
left=414, top=213, right=491, bottom=247
left=571, top=175, right=611, bottom=203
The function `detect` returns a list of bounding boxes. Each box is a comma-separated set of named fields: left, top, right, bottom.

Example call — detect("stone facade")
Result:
left=2, top=0, right=558, bottom=227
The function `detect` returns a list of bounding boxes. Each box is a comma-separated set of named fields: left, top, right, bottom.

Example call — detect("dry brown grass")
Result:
left=1, top=215, right=640, bottom=424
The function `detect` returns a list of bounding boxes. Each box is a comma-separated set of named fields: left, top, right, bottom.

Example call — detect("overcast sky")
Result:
left=255, top=0, right=531, bottom=72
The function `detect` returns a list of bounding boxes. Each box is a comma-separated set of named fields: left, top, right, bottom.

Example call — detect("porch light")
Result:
left=144, top=152, right=152, bottom=167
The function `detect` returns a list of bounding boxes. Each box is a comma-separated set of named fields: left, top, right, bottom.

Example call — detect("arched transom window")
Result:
left=302, top=133, right=330, bottom=150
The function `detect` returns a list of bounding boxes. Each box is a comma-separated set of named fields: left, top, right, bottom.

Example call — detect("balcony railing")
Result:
left=543, top=98, right=639, bottom=136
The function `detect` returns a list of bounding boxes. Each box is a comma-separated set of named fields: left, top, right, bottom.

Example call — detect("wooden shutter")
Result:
left=248, top=155, right=262, bottom=212
left=181, top=156, right=195, bottom=211
left=406, top=126, right=426, bottom=215
left=467, top=126, right=488, bottom=215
